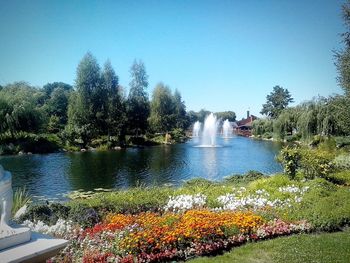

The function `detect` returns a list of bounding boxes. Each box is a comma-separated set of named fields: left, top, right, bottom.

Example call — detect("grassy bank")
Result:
left=190, top=228, right=350, bottom=263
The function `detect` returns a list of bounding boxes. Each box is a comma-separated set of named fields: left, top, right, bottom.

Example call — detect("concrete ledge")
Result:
left=0, top=232, right=68, bottom=263
left=0, top=226, right=31, bottom=250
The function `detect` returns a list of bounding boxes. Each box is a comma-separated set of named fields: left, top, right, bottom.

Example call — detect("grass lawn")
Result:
left=190, top=228, right=350, bottom=263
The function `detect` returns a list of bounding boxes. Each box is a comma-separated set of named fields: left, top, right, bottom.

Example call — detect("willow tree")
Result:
left=273, top=108, right=299, bottom=139
left=335, top=0, right=350, bottom=97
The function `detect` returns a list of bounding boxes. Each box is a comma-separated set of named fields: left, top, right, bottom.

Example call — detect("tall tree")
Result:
left=148, top=83, right=176, bottom=133
left=173, top=89, right=187, bottom=129
left=335, top=0, right=350, bottom=96
left=126, top=60, right=150, bottom=135
left=102, top=60, right=126, bottom=139
left=260, top=86, right=294, bottom=118
left=67, top=52, right=102, bottom=144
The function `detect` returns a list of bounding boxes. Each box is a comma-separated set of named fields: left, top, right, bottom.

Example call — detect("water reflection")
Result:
left=0, top=137, right=283, bottom=199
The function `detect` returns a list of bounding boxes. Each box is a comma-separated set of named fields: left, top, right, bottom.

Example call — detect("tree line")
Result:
left=252, top=1, right=350, bottom=142
left=0, top=52, right=237, bottom=151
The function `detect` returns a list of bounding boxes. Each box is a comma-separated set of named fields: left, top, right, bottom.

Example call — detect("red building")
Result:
left=234, top=111, right=258, bottom=137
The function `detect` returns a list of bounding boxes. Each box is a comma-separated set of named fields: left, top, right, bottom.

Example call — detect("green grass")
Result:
left=190, top=229, right=350, bottom=263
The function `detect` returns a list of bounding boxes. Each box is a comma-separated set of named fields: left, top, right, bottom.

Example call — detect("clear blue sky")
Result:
left=0, top=0, right=345, bottom=119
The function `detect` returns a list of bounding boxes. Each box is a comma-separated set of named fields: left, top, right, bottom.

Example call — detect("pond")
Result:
left=0, top=136, right=283, bottom=200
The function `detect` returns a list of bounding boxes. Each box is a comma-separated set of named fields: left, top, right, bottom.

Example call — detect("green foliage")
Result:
left=252, top=119, right=273, bottom=138
left=299, top=148, right=335, bottom=179
left=327, top=170, right=350, bottom=185
left=254, top=95, right=350, bottom=141
left=0, top=82, right=44, bottom=135
left=215, top=111, right=236, bottom=122
left=290, top=186, right=350, bottom=231
left=148, top=83, right=176, bottom=133
left=335, top=136, right=350, bottom=148
left=69, top=187, right=172, bottom=215
left=127, top=60, right=150, bottom=135
left=260, top=85, right=294, bottom=118
left=0, top=132, right=61, bottom=155
left=103, top=60, right=126, bottom=139
left=248, top=174, right=293, bottom=193
left=68, top=203, right=100, bottom=228
left=278, top=146, right=335, bottom=180
left=12, top=187, right=31, bottom=216
left=335, top=1, right=350, bottom=96
left=277, top=147, right=301, bottom=179
left=334, top=154, right=350, bottom=170
left=170, top=128, right=187, bottom=143
left=20, top=203, right=70, bottom=225
left=224, top=170, right=267, bottom=185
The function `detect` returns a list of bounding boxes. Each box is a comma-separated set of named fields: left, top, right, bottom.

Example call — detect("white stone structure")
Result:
left=0, top=165, right=14, bottom=233
left=0, top=165, right=31, bottom=250
left=0, top=165, right=68, bottom=262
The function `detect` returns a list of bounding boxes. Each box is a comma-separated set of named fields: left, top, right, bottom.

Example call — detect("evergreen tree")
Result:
left=126, top=60, right=150, bottom=135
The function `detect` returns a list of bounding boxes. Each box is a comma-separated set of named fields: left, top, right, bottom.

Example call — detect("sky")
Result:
left=0, top=0, right=346, bottom=119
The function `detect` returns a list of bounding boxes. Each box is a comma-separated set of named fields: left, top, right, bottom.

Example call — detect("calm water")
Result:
left=0, top=136, right=282, bottom=200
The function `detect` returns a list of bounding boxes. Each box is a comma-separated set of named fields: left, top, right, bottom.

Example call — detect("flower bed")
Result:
left=47, top=209, right=310, bottom=262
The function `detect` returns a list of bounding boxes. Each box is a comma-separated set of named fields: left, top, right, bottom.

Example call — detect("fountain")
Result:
left=192, top=121, right=201, bottom=137
left=197, top=113, right=220, bottom=147
left=222, top=119, right=232, bottom=138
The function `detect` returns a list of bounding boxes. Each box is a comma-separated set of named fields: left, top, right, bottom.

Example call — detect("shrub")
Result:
left=170, top=128, right=187, bottom=143
left=290, top=187, right=350, bottom=231
left=277, top=146, right=301, bottom=179
left=50, top=203, right=70, bottom=220
left=224, top=171, right=267, bottom=184
left=326, top=171, right=350, bottom=185
left=333, top=154, right=350, bottom=170
left=335, top=136, right=350, bottom=148
left=20, top=204, right=53, bottom=225
left=299, top=148, right=334, bottom=179
left=19, top=202, right=71, bottom=225
left=68, top=204, right=100, bottom=228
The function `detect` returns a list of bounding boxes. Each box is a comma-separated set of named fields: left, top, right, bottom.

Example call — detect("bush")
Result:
left=333, top=154, right=350, bottom=170
left=19, top=203, right=71, bottom=225
left=326, top=171, right=350, bottom=185
left=299, top=148, right=335, bottom=179
left=68, top=203, right=100, bottom=228
left=290, top=187, right=350, bottom=231
left=224, top=171, right=267, bottom=184
left=277, top=146, right=301, bottom=179
left=170, top=128, right=187, bottom=143
left=335, top=136, right=350, bottom=148
left=20, top=204, right=53, bottom=225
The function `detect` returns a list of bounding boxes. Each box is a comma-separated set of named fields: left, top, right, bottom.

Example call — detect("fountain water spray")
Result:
left=222, top=119, right=232, bottom=138
left=192, top=121, right=201, bottom=137
left=201, top=113, right=219, bottom=146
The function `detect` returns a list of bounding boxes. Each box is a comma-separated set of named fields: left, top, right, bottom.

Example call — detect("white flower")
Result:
left=164, top=194, right=207, bottom=212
